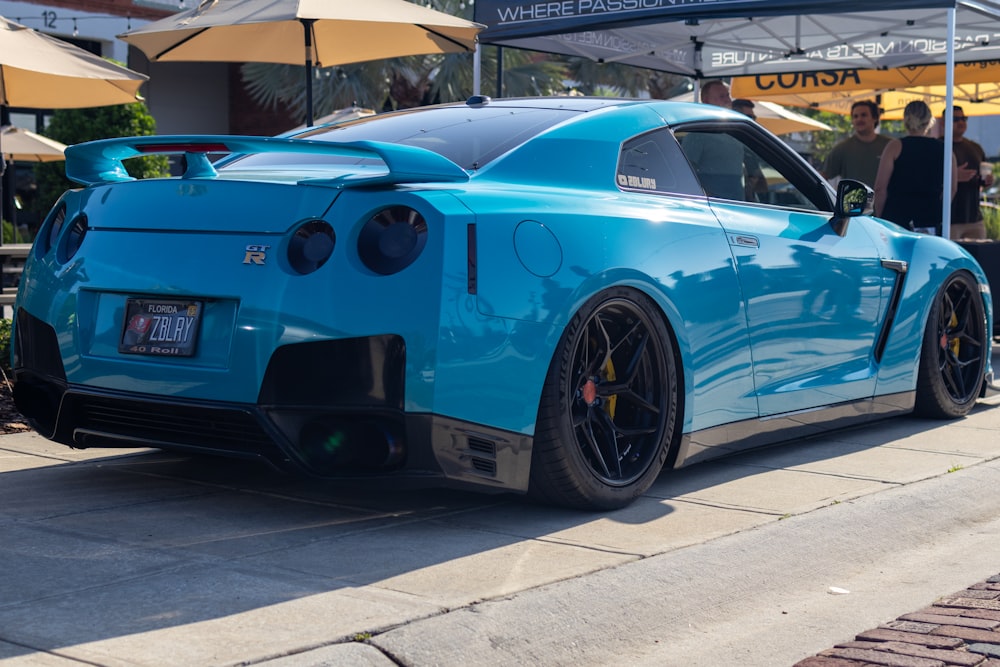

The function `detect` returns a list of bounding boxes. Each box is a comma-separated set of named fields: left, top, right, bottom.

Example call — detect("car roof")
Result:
left=445, top=96, right=644, bottom=112
left=226, top=97, right=748, bottom=177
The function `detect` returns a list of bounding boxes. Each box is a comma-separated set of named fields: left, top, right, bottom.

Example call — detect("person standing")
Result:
left=942, top=106, right=993, bottom=240
left=823, top=100, right=891, bottom=188
left=731, top=98, right=769, bottom=200
left=873, top=100, right=958, bottom=234
left=700, top=79, right=732, bottom=108
left=731, top=98, right=756, bottom=119
left=679, top=80, right=746, bottom=200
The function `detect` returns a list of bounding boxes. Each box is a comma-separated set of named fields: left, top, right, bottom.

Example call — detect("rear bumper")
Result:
left=12, top=308, right=532, bottom=494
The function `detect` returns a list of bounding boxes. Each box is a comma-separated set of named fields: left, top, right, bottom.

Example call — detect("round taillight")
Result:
left=358, top=206, right=428, bottom=275
left=287, top=220, right=335, bottom=274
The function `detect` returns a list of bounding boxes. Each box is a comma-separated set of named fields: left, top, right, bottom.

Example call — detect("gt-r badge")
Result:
left=243, top=244, right=270, bottom=265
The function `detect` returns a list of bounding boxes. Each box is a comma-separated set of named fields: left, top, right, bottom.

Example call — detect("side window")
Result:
left=616, top=130, right=703, bottom=196
left=676, top=127, right=824, bottom=211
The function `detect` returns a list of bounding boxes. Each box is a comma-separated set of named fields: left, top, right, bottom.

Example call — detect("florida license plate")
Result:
left=119, top=299, right=203, bottom=357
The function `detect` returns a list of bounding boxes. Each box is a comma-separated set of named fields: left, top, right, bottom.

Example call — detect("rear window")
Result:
left=223, top=105, right=581, bottom=171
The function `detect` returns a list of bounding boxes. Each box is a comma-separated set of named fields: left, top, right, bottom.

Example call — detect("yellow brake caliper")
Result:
left=604, top=358, right=618, bottom=417
left=942, top=311, right=960, bottom=356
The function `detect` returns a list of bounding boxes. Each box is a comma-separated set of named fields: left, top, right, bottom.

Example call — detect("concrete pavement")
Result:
left=1, top=364, right=999, bottom=666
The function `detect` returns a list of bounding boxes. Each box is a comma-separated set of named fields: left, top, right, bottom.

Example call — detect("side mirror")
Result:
left=830, top=179, right=874, bottom=235
left=836, top=179, right=873, bottom=215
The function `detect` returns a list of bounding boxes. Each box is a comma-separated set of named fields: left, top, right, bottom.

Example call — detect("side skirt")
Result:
left=674, top=391, right=916, bottom=468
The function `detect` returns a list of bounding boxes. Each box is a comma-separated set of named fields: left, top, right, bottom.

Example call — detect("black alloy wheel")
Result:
left=915, top=270, right=987, bottom=418
left=530, top=288, right=679, bottom=510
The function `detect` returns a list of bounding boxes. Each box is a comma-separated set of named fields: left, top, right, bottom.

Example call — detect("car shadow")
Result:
left=0, top=370, right=998, bottom=660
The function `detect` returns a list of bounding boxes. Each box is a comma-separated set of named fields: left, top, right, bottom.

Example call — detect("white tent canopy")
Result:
left=473, top=0, right=1000, bottom=238
left=474, top=1, right=1000, bottom=79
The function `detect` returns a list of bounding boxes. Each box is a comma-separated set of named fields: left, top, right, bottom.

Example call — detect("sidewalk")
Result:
left=359, top=451, right=1000, bottom=667
left=1, top=361, right=1000, bottom=666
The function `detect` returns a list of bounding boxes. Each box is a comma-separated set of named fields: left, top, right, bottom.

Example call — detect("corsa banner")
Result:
left=730, top=62, right=1000, bottom=118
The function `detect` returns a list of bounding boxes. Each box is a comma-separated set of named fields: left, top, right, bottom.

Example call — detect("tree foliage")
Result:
left=241, top=46, right=571, bottom=117
left=239, top=0, right=574, bottom=116
left=562, top=60, right=687, bottom=98
left=31, top=103, right=169, bottom=218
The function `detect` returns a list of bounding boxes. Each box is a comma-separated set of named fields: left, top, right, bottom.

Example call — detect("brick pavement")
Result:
left=796, top=574, right=1000, bottom=667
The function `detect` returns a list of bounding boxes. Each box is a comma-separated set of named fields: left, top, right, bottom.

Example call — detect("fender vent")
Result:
left=470, top=457, right=497, bottom=475
left=468, top=437, right=495, bottom=456
left=467, top=436, right=497, bottom=476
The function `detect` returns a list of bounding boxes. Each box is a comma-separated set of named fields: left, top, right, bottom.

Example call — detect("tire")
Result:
left=529, top=288, right=679, bottom=510
left=914, top=270, right=987, bottom=419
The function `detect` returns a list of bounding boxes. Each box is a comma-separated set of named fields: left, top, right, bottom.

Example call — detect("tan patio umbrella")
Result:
left=733, top=100, right=833, bottom=135
left=1, top=125, right=67, bottom=162
left=668, top=92, right=833, bottom=135
left=0, top=15, right=148, bottom=109
left=287, top=105, right=375, bottom=132
left=1, top=15, right=148, bottom=242
left=1, top=125, right=66, bottom=243
left=119, top=0, right=485, bottom=126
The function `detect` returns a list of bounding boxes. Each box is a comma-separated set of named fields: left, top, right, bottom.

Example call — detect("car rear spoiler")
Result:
left=64, top=135, right=470, bottom=188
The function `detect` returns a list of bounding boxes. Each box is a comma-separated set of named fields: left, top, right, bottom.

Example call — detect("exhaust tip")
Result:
left=295, top=418, right=404, bottom=475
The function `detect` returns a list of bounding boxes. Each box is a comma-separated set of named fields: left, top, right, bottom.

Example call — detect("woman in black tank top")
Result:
left=873, top=100, right=958, bottom=233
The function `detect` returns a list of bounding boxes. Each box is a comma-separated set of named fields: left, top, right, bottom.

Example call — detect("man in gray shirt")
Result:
left=823, top=100, right=890, bottom=188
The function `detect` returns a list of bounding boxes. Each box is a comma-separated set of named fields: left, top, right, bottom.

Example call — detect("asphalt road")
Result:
left=2, top=351, right=999, bottom=667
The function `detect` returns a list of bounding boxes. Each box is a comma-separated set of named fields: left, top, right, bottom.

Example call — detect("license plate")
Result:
left=119, top=299, right=203, bottom=357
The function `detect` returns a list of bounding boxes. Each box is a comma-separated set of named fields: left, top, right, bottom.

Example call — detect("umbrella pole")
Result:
left=302, top=19, right=316, bottom=127
left=0, top=157, right=5, bottom=246
left=0, top=105, right=7, bottom=246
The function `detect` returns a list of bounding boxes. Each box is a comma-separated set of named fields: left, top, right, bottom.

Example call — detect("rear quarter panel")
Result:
left=463, top=183, right=758, bottom=437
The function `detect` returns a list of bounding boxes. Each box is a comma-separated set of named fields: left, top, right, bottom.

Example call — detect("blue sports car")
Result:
left=11, top=97, right=995, bottom=509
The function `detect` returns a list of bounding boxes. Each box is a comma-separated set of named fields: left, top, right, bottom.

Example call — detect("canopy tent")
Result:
left=474, top=1, right=1000, bottom=79
left=730, top=62, right=1000, bottom=119
left=473, top=0, right=1000, bottom=237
